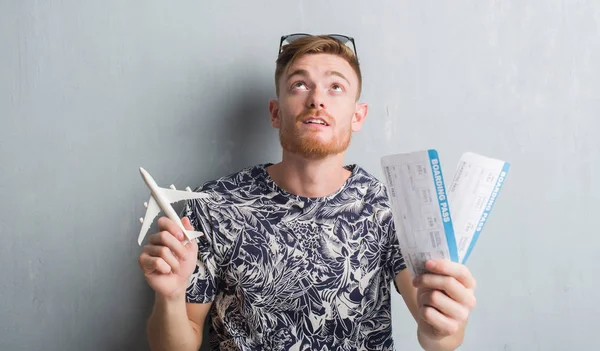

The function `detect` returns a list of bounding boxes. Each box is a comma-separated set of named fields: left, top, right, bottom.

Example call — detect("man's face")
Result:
left=269, top=53, right=368, bottom=159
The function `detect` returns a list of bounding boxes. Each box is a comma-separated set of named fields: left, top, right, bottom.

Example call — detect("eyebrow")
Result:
left=286, top=69, right=351, bottom=86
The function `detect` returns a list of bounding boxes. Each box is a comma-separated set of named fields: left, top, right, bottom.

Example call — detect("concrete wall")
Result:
left=1, top=1, right=598, bottom=350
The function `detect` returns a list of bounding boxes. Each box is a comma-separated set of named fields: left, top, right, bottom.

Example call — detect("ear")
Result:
left=269, top=99, right=281, bottom=128
left=351, top=102, right=368, bottom=132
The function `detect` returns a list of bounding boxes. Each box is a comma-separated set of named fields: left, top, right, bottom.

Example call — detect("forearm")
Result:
left=417, top=321, right=465, bottom=351
left=147, top=292, right=202, bottom=351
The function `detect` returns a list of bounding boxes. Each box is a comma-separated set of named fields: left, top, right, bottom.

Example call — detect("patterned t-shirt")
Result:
left=183, top=163, right=406, bottom=351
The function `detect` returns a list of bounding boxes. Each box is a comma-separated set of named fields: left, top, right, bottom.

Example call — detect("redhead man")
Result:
left=138, top=34, right=477, bottom=351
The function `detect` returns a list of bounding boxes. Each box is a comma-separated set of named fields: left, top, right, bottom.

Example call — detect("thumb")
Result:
left=180, top=217, right=199, bottom=253
left=181, top=216, right=194, bottom=231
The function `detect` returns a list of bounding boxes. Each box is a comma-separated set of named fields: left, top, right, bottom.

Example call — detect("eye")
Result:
left=331, top=83, right=344, bottom=92
left=291, top=81, right=308, bottom=90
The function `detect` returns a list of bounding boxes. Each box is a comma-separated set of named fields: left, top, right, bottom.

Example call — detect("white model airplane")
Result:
left=137, top=167, right=209, bottom=246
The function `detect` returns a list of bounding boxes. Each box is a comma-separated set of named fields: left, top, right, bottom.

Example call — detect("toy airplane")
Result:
left=137, top=167, right=209, bottom=246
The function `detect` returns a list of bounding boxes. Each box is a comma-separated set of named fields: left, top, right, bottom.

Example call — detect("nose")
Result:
left=307, top=89, right=326, bottom=110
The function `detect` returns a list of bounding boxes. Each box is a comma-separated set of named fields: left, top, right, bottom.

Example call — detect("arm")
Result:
left=139, top=216, right=213, bottom=351
left=394, top=260, right=477, bottom=351
left=147, top=294, right=211, bottom=351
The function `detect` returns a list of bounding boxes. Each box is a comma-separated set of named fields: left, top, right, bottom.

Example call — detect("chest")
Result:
left=220, top=212, right=386, bottom=310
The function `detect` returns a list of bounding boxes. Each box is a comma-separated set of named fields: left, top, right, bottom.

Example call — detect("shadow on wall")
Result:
left=216, top=80, right=279, bottom=172
left=195, top=66, right=277, bottom=351
left=189, top=64, right=280, bottom=183
left=125, top=62, right=278, bottom=351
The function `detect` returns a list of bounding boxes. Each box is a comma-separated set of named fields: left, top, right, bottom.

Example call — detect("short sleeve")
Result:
left=181, top=196, right=219, bottom=304
left=386, top=220, right=407, bottom=293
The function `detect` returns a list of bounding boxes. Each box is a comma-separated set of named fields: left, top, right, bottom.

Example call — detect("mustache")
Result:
left=295, top=109, right=334, bottom=125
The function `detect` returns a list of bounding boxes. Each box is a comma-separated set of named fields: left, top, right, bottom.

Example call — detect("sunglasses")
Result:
left=278, top=33, right=358, bottom=58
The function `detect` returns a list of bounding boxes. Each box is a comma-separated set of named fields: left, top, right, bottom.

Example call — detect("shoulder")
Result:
left=197, top=164, right=267, bottom=192
left=192, top=163, right=271, bottom=203
left=343, top=164, right=395, bottom=226
left=348, top=164, right=391, bottom=204
left=184, top=164, right=270, bottom=252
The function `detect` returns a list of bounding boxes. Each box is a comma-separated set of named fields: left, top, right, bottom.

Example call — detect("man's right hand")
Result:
left=138, top=216, right=199, bottom=299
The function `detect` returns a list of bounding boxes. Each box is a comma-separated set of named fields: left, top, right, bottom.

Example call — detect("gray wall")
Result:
left=1, top=1, right=598, bottom=350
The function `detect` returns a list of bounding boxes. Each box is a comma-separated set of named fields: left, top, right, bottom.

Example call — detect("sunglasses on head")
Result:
left=278, top=33, right=358, bottom=58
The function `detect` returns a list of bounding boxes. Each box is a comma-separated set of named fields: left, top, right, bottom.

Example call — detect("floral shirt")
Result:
left=183, top=163, right=406, bottom=351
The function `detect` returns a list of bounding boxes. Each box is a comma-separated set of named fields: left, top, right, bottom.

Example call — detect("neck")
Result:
left=267, top=151, right=352, bottom=198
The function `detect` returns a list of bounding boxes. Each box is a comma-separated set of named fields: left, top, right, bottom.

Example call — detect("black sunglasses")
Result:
left=278, top=33, right=358, bottom=58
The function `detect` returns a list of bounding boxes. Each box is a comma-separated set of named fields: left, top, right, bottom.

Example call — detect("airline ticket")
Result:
left=381, top=149, right=510, bottom=277
left=381, top=150, right=459, bottom=278
left=447, top=152, right=510, bottom=264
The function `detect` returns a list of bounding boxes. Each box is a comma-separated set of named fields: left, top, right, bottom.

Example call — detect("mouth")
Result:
left=301, top=117, right=329, bottom=126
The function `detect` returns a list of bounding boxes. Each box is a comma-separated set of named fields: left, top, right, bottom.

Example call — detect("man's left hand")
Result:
left=413, top=259, right=477, bottom=340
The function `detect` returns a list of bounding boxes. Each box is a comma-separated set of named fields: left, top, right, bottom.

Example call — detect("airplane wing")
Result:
left=138, top=196, right=160, bottom=245
left=161, top=188, right=209, bottom=241
left=137, top=188, right=209, bottom=245
left=160, top=187, right=210, bottom=204
left=186, top=230, right=204, bottom=240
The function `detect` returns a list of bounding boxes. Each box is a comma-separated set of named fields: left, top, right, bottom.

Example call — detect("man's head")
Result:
left=269, top=34, right=368, bottom=159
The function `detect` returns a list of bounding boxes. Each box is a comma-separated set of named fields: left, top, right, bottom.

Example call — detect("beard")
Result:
left=278, top=109, right=352, bottom=159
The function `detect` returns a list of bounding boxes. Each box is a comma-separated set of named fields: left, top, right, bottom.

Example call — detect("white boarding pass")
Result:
left=381, top=150, right=510, bottom=278
left=447, top=152, right=510, bottom=264
left=381, top=150, right=459, bottom=278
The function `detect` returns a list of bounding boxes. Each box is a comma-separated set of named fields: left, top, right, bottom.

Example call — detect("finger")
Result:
left=415, top=274, right=476, bottom=308
left=420, top=305, right=459, bottom=336
left=139, top=254, right=171, bottom=274
left=143, top=245, right=180, bottom=273
left=420, top=289, right=470, bottom=323
left=148, top=231, right=187, bottom=261
left=182, top=235, right=198, bottom=256
left=182, top=216, right=194, bottom=231
left=425, top=260, right=476, bottom=290
left=180, top=217, right=201, bottom=251
left=157, top=216, right=186, bottom=241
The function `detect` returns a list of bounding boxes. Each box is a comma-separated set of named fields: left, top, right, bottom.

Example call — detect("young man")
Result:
left=138, top=34, right=477, bottom=351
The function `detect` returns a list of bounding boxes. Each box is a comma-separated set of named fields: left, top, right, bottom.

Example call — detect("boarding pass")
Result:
left=381, top=150, right=510, bottom=278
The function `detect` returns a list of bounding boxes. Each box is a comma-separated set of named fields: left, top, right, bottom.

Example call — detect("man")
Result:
left=138, top=34, right=477, bottom=351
